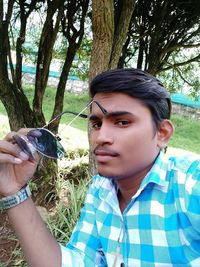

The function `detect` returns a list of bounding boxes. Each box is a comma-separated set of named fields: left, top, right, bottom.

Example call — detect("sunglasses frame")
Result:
left=13, top=102, right=92, bottom=159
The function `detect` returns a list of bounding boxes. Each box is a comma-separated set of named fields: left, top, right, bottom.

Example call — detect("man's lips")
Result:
left=94, top=148, right=119, bottom=162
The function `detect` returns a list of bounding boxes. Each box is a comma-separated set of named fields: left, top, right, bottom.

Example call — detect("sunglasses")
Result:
left=13, top=103, right=91, bottom=160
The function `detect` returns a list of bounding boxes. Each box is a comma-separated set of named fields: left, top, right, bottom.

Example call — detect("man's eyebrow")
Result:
left=89, top=111, right=133, bottom=120
left=88, top=114, right=100, bottom=121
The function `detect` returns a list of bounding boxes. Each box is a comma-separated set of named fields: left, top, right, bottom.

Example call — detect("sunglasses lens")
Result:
left=28, top=128, right=65, bottom=159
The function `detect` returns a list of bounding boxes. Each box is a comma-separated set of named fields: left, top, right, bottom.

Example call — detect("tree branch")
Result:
left=162, top=54, right=200, bottom=72
left=174, top=67, right=194, bottom=87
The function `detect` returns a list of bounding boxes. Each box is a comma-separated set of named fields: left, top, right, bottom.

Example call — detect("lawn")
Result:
left=169, top=115, right=200, bottom=155
left=0, top=86, right=200, bottom=155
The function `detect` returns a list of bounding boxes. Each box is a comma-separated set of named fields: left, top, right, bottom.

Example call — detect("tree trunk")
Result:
left=0, top=80, right=26, bottom=129
left=50, top=45, right=79, bottom=133
left=88, top=0, right=136, bottom=175
left=89, top=0, right=114, bottom=80
left=32, top=158, right=58, bottom=205
left=33, top=0, right=64, bottom=124
left=51, top=0, right=89, bottom=132
left=109, top=0, right=136, bottom=68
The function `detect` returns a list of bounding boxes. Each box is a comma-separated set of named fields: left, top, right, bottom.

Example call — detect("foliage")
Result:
left=158, top=49, right=200, bottom=96
left=119, top=0, right=200, bottom=96
left=1, top=0, right=200, bottom=129
left=53, top=16, right=92, bottom=81
left=71, top=37, right=92, bottom=81
left=47, top=176, right=90, bottom=244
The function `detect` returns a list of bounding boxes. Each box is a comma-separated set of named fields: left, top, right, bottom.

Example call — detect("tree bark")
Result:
left=89, top=0, right=114, bottom=80
left=89, top=0, right=136, bottom=80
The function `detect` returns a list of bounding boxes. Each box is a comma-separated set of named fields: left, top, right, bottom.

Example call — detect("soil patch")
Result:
left=0, top=211, right=17, bottom=266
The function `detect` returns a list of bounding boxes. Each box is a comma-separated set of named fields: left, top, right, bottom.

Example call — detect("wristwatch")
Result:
left=0, top=185, right=31, bottom=210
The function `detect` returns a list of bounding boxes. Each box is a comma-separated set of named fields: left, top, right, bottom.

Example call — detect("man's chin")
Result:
left=98, top=171, right=124, bottom=180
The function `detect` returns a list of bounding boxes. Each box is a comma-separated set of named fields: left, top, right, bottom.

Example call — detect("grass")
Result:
left=169, top=115, right=200, bottom=154
left=0, top=85, right=199, bottom=154
left=47, top=177, right=90, bottom=244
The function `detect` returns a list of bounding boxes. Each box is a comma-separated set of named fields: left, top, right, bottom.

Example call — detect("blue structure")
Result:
left=171, top=93, right=200, bottom=109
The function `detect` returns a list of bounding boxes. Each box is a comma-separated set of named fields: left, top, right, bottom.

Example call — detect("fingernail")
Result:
left=19, top=151, right=29, bottom=160
left=14, top=157, right=22, bottom=164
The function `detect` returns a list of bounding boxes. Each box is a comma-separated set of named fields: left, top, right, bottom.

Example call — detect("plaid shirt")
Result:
left=60, top=151, right=200, bottom=266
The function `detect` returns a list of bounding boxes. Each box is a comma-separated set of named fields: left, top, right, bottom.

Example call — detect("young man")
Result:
left=0, top=68, right=200, bottom=266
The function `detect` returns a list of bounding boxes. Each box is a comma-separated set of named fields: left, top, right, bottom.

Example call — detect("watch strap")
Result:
left=0, top=185, right=31, bottom=210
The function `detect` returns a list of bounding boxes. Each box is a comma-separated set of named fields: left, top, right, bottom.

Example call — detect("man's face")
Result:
left=89, top=92, right=162, bottom=181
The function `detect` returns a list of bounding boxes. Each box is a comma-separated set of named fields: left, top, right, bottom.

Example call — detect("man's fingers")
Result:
left=4, top=129, right=35, bottom=142
left=0, top=140, right=29, bottom=161
left=0, top=152, right=23, bottom=164
left=0, top=140, right=19, bottom=154
left=2, top=129, right=40, bottom=163
left=17, top=128, right=31, bottom=136
left=27, top=129, right=42, bottom=138
left=4, top=131, right=18, bottom=142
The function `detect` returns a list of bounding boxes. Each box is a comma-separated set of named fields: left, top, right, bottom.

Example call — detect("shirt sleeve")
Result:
left=60, top=177, right=106, bottom=266
left=182, top=159, right=200, bottom=232
left=59, top=244, right=95, bottom=267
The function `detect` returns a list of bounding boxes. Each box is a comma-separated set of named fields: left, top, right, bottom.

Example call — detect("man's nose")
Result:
left=95, top=124, right=114, bottom=145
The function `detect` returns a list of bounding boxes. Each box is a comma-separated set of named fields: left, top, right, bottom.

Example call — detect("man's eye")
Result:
left=90, top=121, right=102, bottom=129
left=116, top=120, right=130, bottom=126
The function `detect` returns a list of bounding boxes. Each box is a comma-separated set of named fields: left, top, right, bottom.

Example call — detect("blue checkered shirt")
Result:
left=60, top=151, right=200, bottom=266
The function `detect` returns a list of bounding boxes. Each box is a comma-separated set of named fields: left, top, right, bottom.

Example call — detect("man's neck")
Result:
left=117, top=177, right=141, bottom=213
left=116, top=163, right=154, bottom=213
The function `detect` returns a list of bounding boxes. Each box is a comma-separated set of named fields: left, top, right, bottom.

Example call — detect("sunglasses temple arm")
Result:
left=62, top=111, right=88, bottom=118
left=43, top=102, right=93, bottom=128
left=43, top=111, right=87, bottom=128
left=66, top=101, right=93, bottom=127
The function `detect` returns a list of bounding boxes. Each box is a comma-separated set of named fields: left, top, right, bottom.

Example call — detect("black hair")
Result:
left=89, top=68, right=171, bottom=129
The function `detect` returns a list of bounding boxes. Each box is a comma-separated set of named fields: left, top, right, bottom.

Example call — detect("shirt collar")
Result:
left=139, top=150, right=169, bottom=190
left=97, top=150, right=169, bottom=204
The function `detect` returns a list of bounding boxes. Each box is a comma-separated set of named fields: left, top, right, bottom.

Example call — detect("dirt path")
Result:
left=0, top=212, right=17, bottom=266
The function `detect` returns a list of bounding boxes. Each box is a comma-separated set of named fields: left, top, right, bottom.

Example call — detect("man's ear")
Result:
left=157, top=119, right=174, bottom=149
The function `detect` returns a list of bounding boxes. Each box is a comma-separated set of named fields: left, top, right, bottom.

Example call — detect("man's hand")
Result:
left=0, top=129, right=39, bottom=197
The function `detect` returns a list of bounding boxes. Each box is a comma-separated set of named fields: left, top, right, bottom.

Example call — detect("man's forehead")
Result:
left=88, top=94, right=151, bottom=118
left=91, top=92, right=140, bottom=110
